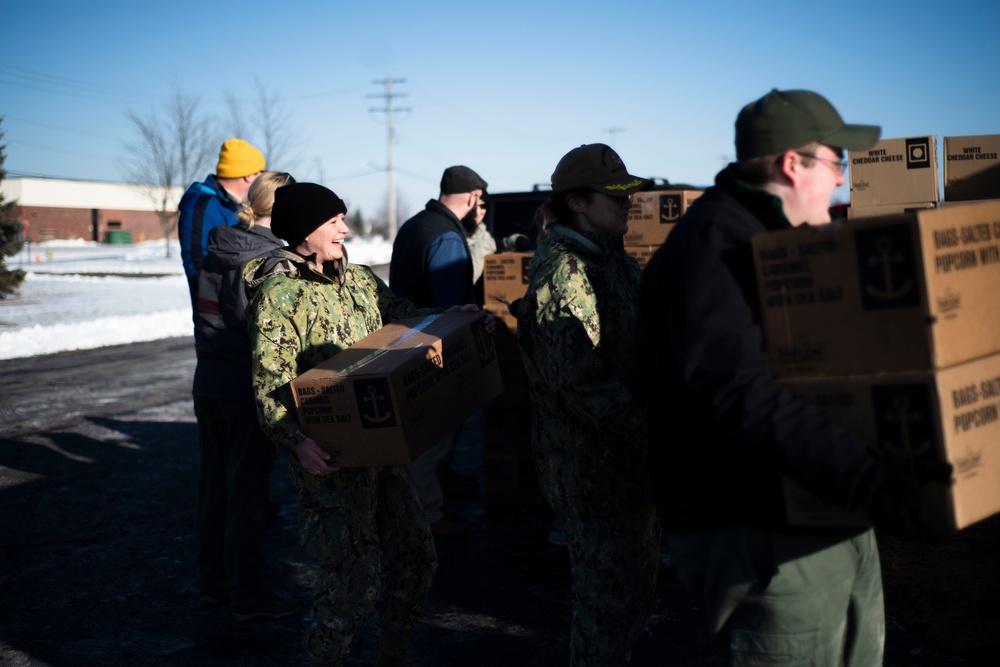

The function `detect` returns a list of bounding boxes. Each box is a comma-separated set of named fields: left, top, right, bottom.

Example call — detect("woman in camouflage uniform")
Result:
left=517, top=145, right=661, bottom=667
left=245, top=183, right=481, bottom=667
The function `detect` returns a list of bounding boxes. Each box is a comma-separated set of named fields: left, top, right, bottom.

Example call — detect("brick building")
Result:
left=1, top=177, right=184, bottom=244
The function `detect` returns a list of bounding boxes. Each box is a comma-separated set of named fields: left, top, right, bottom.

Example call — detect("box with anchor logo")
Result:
left=624, top=189, right=703, bottom=245
left=482, top=252, right=533, bottom=334
left=777, top=351, right=1000, bottom=529
left=752, top=201, right=1000, bottom=379
left=290, top=312, right=503, bottom=467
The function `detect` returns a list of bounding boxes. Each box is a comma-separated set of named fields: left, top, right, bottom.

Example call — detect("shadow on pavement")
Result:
left=2, top=406, right=997, bottom=666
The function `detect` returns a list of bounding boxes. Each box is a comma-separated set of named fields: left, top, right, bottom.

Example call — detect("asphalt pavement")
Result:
left=1, top=338, right=998, bottom=666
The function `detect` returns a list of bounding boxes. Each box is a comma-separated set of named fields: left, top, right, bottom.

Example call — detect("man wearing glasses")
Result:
left=637, top=89, right=951, bottom=665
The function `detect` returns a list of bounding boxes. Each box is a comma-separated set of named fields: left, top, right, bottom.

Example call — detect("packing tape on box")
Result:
left=335, top=314, right=443, bottom=377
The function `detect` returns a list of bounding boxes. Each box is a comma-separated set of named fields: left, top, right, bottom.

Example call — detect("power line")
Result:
left=6, top=170, right=125, bottom=183
left=0, top=62, right=164, bottom=104
left=0, top=61, right=366, bottom=109
left=3, top=114, right=124, bottom=141
left=368, top=78, right=410, bottom=240
left=604, top=127, right=626, bottom=148
left=6, top=138, right=118, bottom=162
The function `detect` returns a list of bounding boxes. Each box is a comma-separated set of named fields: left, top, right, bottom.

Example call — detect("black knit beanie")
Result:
left=270, top=183, right=348, bottom=246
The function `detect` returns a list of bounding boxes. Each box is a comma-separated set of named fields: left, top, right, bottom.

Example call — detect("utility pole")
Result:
left=604, top=126, right=625, bottom=149
left=369, top=78, right=410, bottom=240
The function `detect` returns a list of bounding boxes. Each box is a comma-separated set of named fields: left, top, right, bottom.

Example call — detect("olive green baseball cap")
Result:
left=551, top=143, right=652, bottom=195
left=735, top=89, right=881, bottom=160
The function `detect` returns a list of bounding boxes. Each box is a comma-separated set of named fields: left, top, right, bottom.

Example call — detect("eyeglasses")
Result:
left=602, top=193, right=632, bottom=206
left=796, top=152, right=848, bottom=175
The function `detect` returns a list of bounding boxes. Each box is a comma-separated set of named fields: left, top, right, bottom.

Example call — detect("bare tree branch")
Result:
left=225, top=92, right=250, bottom=142
left=121, top=87, right=214, bottom=258
left=223, top=80, right=300, bottom=172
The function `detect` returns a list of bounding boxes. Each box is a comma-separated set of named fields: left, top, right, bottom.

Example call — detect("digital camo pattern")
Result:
left=565, top=507, right=660, bottom=666
left=517, top=223, right=659, bottom=665
left=245, top=249, right=436, bottom=463
left=516, top=225, right=651, bottom=520
left=298, top=464, right=436, bottom=662
left=245, top=250, right=438, bottom=663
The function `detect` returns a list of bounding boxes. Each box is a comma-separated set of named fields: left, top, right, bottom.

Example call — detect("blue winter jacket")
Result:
left=178, top=174, right=241, bottom=306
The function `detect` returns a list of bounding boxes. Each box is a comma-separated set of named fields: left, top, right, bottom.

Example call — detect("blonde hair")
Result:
left=237, top=171, right=295, bottom=229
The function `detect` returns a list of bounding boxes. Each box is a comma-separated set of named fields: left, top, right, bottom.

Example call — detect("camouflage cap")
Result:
left=551, top=144, right=651, bottom=195
left=735, top=89, right=881, bottom=160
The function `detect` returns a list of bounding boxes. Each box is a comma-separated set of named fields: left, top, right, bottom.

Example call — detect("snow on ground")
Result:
left=0, top=236, right=393, bottom=360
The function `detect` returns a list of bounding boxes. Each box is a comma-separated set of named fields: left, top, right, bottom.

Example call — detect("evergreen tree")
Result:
left=0, top=118, right=26, bottom=298
left=349, top=209, right=367, bottom=237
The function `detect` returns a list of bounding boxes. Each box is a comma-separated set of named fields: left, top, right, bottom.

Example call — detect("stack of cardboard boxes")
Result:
left=752, top=201, right=1000, bottom=529
left=848, top=134, right=1000, bottom=219
left=623, top=190, right=703, bottom=269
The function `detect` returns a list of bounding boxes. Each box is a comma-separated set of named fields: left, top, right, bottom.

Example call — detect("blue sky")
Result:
left=2, top=0, right=997, bottom=222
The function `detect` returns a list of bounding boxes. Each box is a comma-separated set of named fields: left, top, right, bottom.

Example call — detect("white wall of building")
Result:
left=1, top=178, right=184, bottom=212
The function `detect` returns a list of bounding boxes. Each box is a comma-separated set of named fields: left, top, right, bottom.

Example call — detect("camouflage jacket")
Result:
left=516, top=224, right=650, bottom=519
left=244, top=249, right=439, bottom=457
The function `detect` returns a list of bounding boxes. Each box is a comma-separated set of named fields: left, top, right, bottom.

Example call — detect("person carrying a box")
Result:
left=517, top=143, right=661, bottom=667
left=636, top=89, right=953, bottom=666
left=245, top=182, right=490, bottom=667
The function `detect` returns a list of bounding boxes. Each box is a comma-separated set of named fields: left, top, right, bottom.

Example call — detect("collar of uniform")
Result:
left=715, top=165, right=792, bottom=232
left=282, top=248, right=344, bottom=280
left=551, top=223, right=625, bottom=260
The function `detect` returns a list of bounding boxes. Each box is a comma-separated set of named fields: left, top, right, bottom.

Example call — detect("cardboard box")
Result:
left=849, top=136, right=939, bottom=207
left=624, top=189, right=702, bottom=245
left=779, top=351, right=1000, bottom=529
left=944, top=134, right=1000, bottom=202
left=483, top=252, right=533, bottom=333
left=624, top=245, right=660, bottom=271
left=482, top=406, right=545, bottom=506
left=941, top=199, right=1000, bottom=208
left=753, top=201, right=1000, bottom=378
left=847, top=202, right=936, bottom=220
left=290, top=312, right=503, bottom=467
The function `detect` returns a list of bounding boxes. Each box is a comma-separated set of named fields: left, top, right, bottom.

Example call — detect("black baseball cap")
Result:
left=551, top=143, right=651, bottom=195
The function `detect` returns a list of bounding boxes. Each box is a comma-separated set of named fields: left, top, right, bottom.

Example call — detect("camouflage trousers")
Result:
left=297, top=464, right=437, bottom=663
left=563, top=504, right=661, bottom=666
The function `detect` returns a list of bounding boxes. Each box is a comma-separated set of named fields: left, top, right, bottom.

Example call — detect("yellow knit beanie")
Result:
left=216, top=138, right=266, bottom=178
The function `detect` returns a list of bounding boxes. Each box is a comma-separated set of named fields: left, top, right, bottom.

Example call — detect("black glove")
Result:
left=503, top=233, right=533, bottom=252
left=854, top=454, right=955, bottom=542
